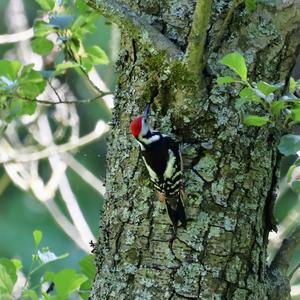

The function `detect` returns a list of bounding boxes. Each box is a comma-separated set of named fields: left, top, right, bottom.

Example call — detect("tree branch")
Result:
left=185, top=0, right=212, bottom=77
left=86, top=0, right=182, bottom=59
left=0, top=27, right=33, bottom=44
left=208, top=0, right=243, bottom=55
left=0, top=121, right=109, bottom=163
left=17, top=93, right=112, bottom=105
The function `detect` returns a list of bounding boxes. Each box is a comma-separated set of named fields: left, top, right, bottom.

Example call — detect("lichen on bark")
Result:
left=88, top=0, right=300, bottom=299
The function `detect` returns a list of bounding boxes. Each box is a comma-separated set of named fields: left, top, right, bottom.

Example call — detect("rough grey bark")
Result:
left=87, top=0, right=300, bottom=299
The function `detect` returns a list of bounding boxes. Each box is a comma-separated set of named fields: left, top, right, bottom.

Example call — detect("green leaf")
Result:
left=31, top=37, right=54, bottom=56
left=278, top=134, right=300, bottom=156
left=290, top=77, right=296, bottom=93
left=11, top=259, right=22, bottom=272
left=256, top=81, right=283, bottom=96
left=22, top=289, right=39, bottom=300
left=235, top=98, right=251, bottom=110
left=54, top=62, right=80, bottom=76
left=33, top=20, right=52, bottom=38
left=0, top=60, right=21, bottom=81
left=79, top=255, right=95, bottom=299
left=76, top=0, right=89, bottom=12
left=33, top=230, right=43, bottom=247
left=53, top=269, right=87, bottom=296
left=291, top=180, right=300, bottom=193
left=0, top=259, right=17, bottom=295
left=85, top=46, right=109, bottom=65
left=291, top=109, right=300, bottom=122
left=243, top=115, right=270, bottom=126
left=9, top=99, right=37, bottom=118
left=245, top=0, right=256, bottom=12
left=220, top=52, right=247, bottom=81
left=35, top=0, right=55, bottom=10
left=216, top=76, right=239, bottom=85
left=18, top=68, right=46, bottom=98
left=240, top=87, right=262, bottom=103
left=271, top=100, right=286, bottom=116
left=287, top=165, right=296, bottom=183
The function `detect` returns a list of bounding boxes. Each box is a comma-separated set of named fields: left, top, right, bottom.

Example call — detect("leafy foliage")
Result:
left=0, top=0, right=109, bottom=134
left=0, top=230, right=95, bottom=300
left=218, top=52, right=300, bottom=127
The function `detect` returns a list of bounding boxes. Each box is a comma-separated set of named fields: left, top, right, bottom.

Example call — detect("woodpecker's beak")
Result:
left=142, top=104, right=150, bottom=120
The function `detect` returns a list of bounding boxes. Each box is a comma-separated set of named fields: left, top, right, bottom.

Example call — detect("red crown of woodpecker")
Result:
left=130, top=116, right=142, bottom=138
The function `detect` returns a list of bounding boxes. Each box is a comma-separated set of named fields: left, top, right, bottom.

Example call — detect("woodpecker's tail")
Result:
left=166, top=192, right=186, bottom=230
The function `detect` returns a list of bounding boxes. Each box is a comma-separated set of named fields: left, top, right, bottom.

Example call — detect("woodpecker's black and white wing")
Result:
left=161, top=137, right=186, bottom=229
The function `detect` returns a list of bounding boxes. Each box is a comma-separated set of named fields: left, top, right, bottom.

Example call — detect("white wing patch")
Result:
left=139, top=134, right=160, bottom=145
left=142, top=157, right=159, bottom=181
left=164, top=149, right=176, bottom=180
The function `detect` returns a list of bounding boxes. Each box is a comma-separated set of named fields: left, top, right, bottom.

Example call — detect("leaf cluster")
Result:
left=0, top=0, right=109, bottom=133
left=0, top=230, right=95, bottom=300
left=218, top=52, right=300, bottom=192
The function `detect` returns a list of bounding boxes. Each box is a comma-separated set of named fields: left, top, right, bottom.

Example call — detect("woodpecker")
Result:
left=130, top=104, right=186, bottom=230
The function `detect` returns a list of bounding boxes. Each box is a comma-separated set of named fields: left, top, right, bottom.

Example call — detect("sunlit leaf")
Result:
left=240, top=87, right=262, bottom=103
left=11, top=259, right=22, bottom=272
left=79, top=255, right=96, bottom=299
left=0, top=60, right=21, bottom=81
left=256, top=81, right=283, bottom=96
left=0, top=259, right=17, bottom=295
left=216, top=76, right=239, bottom=85
left=271, top=100, right=286, bottom=116
left=290, top=77, right=296, bottom=93
left=53, top=269, right=87, bottom=296
left=22, top=289, right=39, bottom=300
left=18, top=68, right=46, bottom=98
left=9, top=99, right=37, bottom=118
left=33, top=230, right=43, bottom=247
left=31, top=37, right=54, bottom=56
left=35, top=0, right=55, bottom=10
left=54, top=62, right=80, bottom=76
left=86, top=46, right=109, bottom=65
left=292, top=108, right=300, bottom=122
left=220, top=52, right=247, bottom=81
left=243, top=115, right=270, bottom=126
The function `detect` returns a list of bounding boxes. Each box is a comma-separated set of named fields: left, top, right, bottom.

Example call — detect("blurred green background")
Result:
left=0, top=0, right=117, bottom=274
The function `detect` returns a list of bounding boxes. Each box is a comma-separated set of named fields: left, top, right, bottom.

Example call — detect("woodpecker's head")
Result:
left=130, top=104, right=151, bottom=140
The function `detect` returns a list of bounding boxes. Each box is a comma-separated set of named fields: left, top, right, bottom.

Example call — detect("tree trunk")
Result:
left=87, top=0, right=300, bottom=299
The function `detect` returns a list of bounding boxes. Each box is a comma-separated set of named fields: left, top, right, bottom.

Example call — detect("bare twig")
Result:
left=0, top=121, right=109, bottom=163
left=17, top=93, right=113, bottom=105
left=49, top=155, right=95, bottom=250
left=270, top=223, right=300, bottom=275
left=0, top=27, right=33, bottom=44
left=185, top=0, right=212, bottom=77
left=64, top=153, right=106, bottom=196
left=86, top=0, right=182, bottom=59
